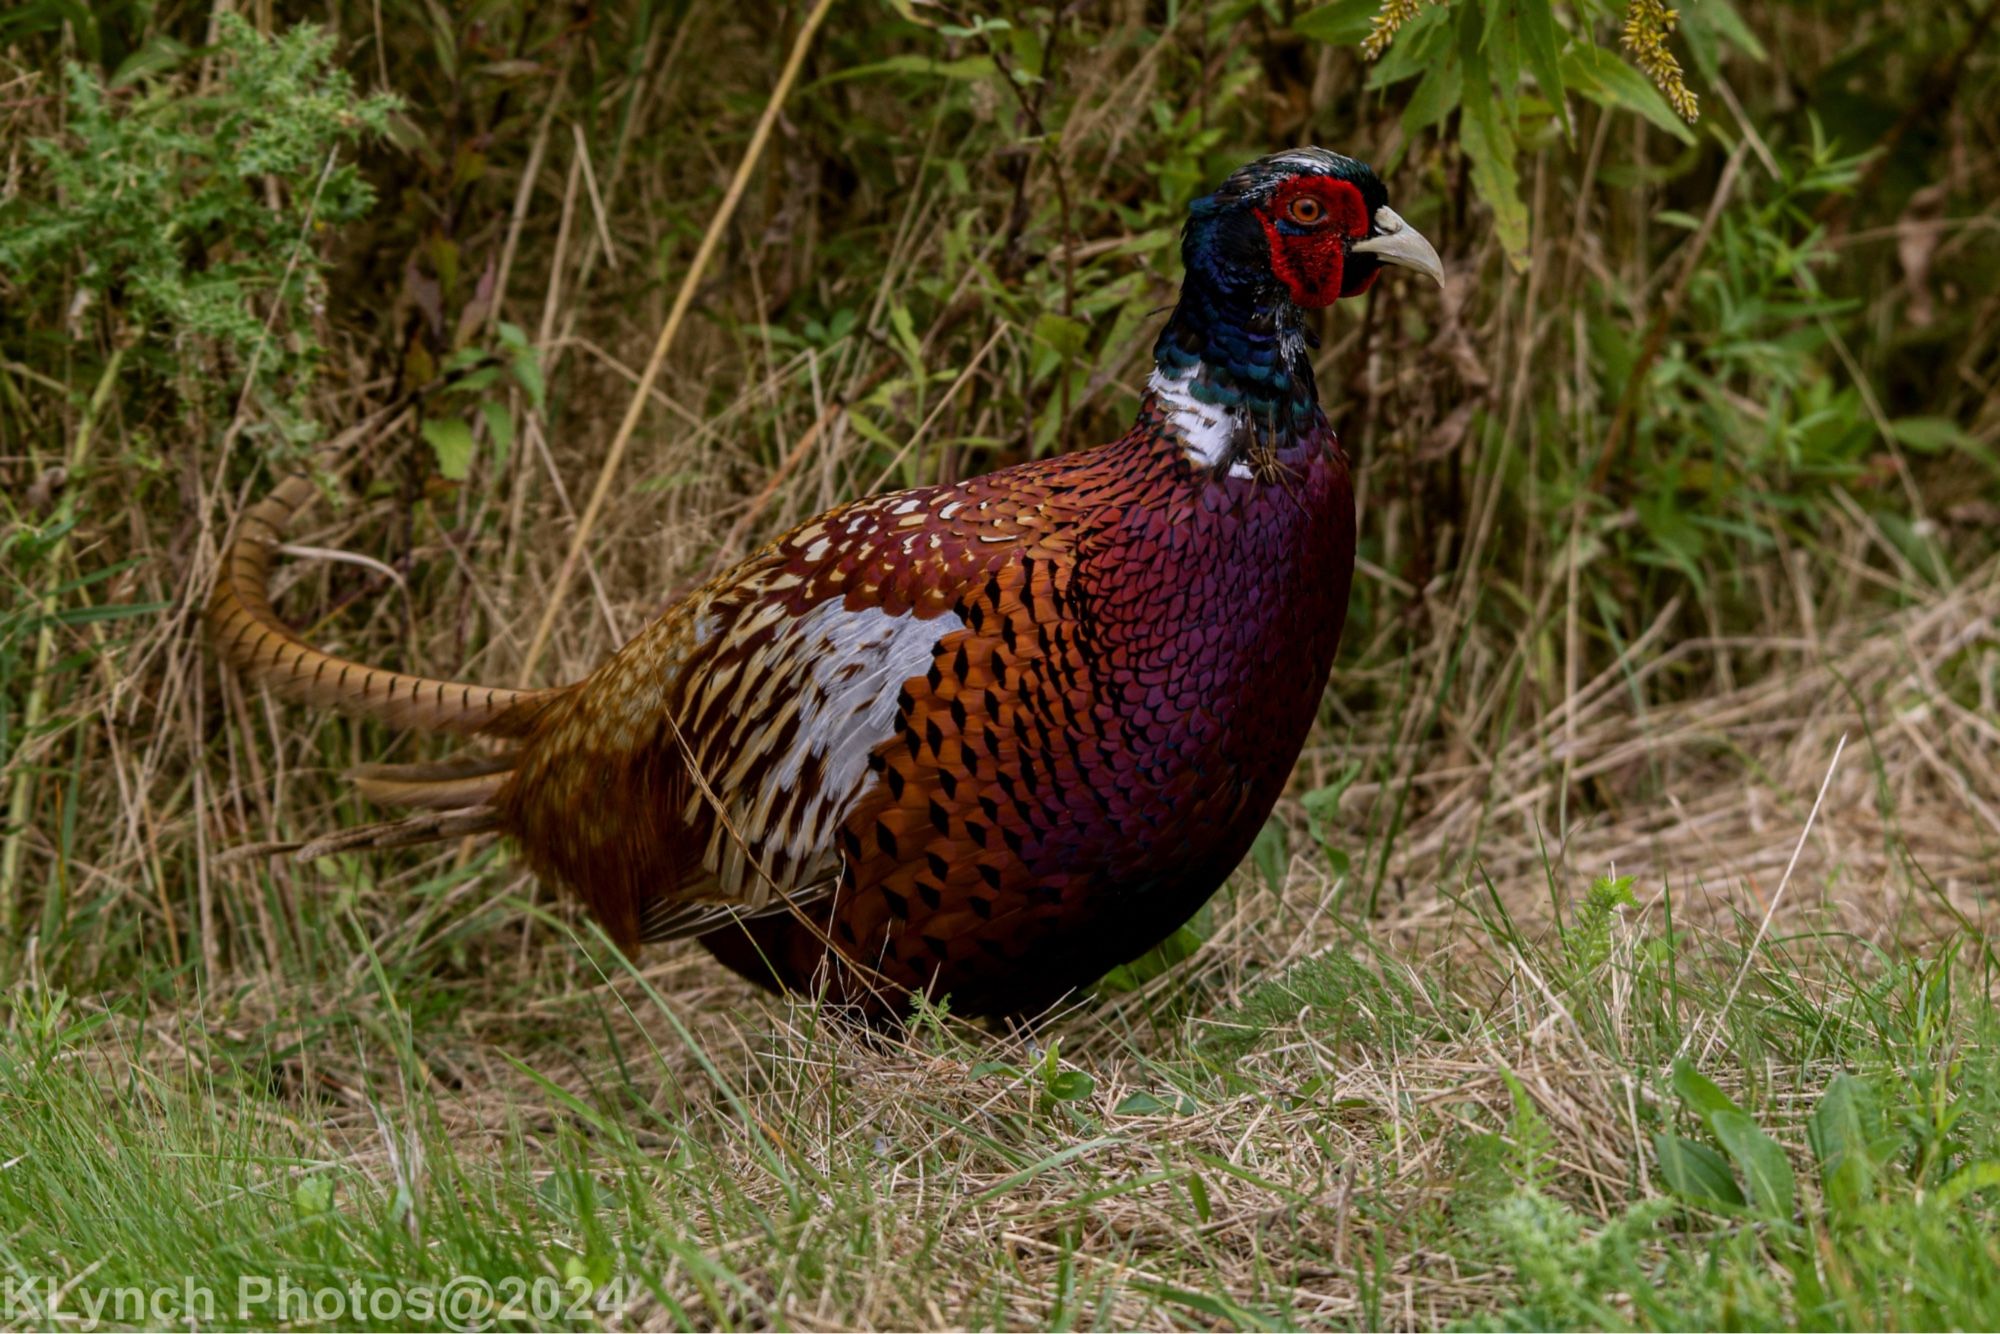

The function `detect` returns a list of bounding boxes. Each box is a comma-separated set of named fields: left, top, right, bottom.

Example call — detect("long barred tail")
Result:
left=208, top=470, right=555, bottom=740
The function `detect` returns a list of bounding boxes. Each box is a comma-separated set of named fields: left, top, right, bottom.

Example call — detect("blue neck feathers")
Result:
left=1151, top=212, right=1321, bottom=444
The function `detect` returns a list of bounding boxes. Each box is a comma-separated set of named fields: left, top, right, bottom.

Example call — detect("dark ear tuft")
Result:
left=1181, top=202, right=1274, bottom=292
left=1187, top=190, right=1228, bottom=220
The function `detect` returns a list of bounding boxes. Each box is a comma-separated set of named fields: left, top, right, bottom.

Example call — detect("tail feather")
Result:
left=209, top=469, right=561, bottom=739
left=213, top=805, right=502, bottom=866
left=348, top=755, right=517, bottom=810
left=209, top=415, right=574, bottom=871
left=295, top=806, right=503, bottom=859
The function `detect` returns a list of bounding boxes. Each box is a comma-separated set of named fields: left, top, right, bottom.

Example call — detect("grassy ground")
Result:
left=5, top=756, right=1997, bottom=1328
left=4, top=0, right=2000, bottom=1328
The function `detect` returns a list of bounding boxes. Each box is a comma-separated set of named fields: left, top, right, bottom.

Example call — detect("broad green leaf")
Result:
left=1300, top=762, right=1362, bottom=870
left=1033, top=312, right=1091, bottom=360
left=1935, top=1161, right=2000, bottom=1209
left=1516, top=0, right=1567, bottom=133
left=1187, top=1171, right=1213, bottom=1223
left=449, top=366, right=502, bottom=393
left=844, top=410, right=900, bottom=454
left=293, top=1176, right=334, bottom=1218
left=1891, top=416, right=1975, bottom=454
left=111, top=36, right=192, bottom=88
left=1808, top=1075, right=1880, bottom=1218
left=1484, top=0, right=1521, bottom=127
left=968, top=1060, right=1023, bottom=1080
left=1459, top=8, right=1529, bottom=268
left=496, top=321, right=547, bottom=411
left=889, top=303, right=924, bottom=365
left=421, top=416, right=475, bottom=481
left=1005, top=24, right=1042, bottom=79
left=511, top=353, right=546, bottom=413
left=1250, top=817, right=1288, bottom=894
left=1654, top=1133, right=1744, bottom=1207
left=1670, top=1058, right=1743, bottom=1122
left=1114, top=1092, right=1179, bottom=1116
left=938, top=16, right=1012, bottom=38
left=1045, top=1070, right=1095, bottom=1102
left=480, top=400, right=516, bottom=468
left=1299, top=763, right=1362, bottom=815
left=1560, top=44, right=1697, bottom=144
left=1704, top=0, right=1767, bottom=59
left=1094, top=918, right=1210, bottom=992
left=1807, top=1075, right=1875, bottom=1167
left=1679, top=3, right=1724, bottom=83
left=1402, top=51, right=1464, bottom=137
left=1712, top=1110, right=1795, bottom=1220
left=563, top=1251, right=616, bottom=1292
left=1293, top=0, right=1380, bottom=47
left=1821, top=1149, right=1874, bottom=1221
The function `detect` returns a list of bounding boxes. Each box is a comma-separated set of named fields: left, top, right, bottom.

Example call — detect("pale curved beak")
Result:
left=1352, top=206, right=1444, bottom=286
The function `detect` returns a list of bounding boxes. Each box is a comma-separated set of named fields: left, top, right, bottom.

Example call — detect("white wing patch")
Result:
left=766, top=601, right=952, bottom=841
left=682, top=597, right=962, bottom=904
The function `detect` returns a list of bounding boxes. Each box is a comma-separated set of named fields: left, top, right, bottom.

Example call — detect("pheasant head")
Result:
left=1152, top=148, right=1442, bottom=475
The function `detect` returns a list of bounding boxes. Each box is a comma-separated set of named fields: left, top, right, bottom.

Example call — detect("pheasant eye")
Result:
left=1287, top=195, right=1325, bottom=225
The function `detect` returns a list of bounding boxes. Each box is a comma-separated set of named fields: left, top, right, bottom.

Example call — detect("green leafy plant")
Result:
left=1196, top=952, right=1426, bottom=1061
left=1657, top=1057, right=1796, bottom=1218
left=967, top=1035, right=1096, bottom=1121
left=1807, top=1073, right=1897, bottom=1222
left=1472, top=1189, right=1675, bottom=1331
left=1296, top=0, right=1753, bottom=264
left=1558, top=873, right=1636, bottom=990
left=0, top=15, right=396, bottom=448
left=0, top=17, right=394, bottom=940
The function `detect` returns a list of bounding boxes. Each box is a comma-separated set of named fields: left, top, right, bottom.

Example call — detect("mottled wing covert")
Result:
left=498, top=477, right=1060, bottom=948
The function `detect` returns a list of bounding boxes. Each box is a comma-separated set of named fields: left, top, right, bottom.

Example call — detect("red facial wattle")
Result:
left=1257, top=177, right=1372, bottom=309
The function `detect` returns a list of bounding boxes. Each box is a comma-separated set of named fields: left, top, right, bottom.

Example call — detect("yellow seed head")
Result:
left=1623, top=0, right=1700, bottom=123
left=1362, top=0, right=1433, bottom=61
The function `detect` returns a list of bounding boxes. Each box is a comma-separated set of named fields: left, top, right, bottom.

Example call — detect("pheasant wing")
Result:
left=500, top=475, right=1065, bottom=948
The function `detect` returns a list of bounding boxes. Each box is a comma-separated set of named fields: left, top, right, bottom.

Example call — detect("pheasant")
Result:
left=211, top=148, right=1443, bottom=1018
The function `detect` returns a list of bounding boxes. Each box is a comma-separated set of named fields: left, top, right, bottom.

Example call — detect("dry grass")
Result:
left=1368, top=546, right=2000, bottom=956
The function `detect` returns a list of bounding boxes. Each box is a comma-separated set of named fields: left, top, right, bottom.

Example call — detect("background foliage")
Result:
left=1, top=0, right=1998, bottom=1327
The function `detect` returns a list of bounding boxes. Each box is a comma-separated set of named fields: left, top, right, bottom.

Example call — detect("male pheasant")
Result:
left=211, top=148, right=1442, bottom=1018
